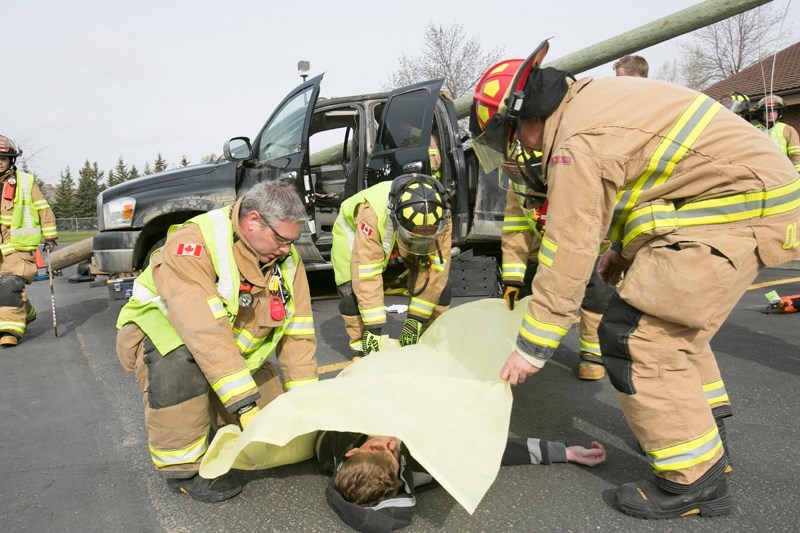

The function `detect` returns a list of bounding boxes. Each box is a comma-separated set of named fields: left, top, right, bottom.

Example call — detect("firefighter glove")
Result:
left=43, top=239, right=58, bottom=253
left=237, top=403, right=260, bottom=430
left=362, top=328, right=382, bottom=355
left=399, top=318, right=423, bottom=347
left=503, top=283, right=522, bottom=310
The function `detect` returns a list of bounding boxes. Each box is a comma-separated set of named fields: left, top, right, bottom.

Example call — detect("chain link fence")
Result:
left=56, top=217, right=98, bottom=232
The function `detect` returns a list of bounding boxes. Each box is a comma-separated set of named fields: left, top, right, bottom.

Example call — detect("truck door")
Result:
left=364, top=78, right=444, bottom=188
left=240, top=74, right=323, bottom=231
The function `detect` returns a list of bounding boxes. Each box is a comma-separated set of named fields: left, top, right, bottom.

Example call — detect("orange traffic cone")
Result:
left=34, top=248, right=46, bottom=269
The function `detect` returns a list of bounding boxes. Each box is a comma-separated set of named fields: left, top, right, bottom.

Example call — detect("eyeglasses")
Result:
left=259, top=214, right=299, bottom=246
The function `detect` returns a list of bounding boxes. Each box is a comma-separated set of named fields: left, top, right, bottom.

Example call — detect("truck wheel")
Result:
left=142, top=238, right=166, bottom=270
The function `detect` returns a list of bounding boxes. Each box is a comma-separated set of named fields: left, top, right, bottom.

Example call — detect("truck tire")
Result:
left=142, top=238, right=166, bottom=270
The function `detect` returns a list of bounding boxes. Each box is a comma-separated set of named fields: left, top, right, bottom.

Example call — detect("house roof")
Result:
left=703, top=40, right=800, bottom=101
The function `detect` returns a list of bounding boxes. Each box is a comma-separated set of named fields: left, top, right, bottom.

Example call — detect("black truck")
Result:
left=93, top=75, right=508, bottom=275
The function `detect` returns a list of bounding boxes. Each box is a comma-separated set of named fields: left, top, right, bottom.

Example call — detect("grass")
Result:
left=57, top=231, right=97, bottom=244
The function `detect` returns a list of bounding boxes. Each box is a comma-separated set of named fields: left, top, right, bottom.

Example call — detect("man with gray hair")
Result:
left=116, top=180, right=318, bottom=503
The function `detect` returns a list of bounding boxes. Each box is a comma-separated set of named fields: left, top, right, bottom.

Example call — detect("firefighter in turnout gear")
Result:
left=0, top=135, right=57, bottom=347
left=498, top=143, right=613, bottom=380
left=756, top=95, right=800, bottom=174
left=331, top=174, right=451, bottom=357
left=115, top=181, right=317, bottom=503
left=471, top=40, right=800, bottom=519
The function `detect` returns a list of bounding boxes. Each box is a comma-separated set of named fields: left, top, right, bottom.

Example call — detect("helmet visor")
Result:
left=395, top=223, right=443, bottom=256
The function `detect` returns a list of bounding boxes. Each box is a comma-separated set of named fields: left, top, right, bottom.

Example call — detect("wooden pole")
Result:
left=50, top=237, right=94, bottom=272
left=452, top=0, right=773, bottom=119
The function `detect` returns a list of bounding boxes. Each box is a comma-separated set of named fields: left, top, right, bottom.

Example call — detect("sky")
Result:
left=8, top=0, right=798, bottom=184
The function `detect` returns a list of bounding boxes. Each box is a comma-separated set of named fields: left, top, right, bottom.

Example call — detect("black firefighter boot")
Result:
left=166, top=472, right=242, bottom=503
left=615, top=464, right=732, bottom=519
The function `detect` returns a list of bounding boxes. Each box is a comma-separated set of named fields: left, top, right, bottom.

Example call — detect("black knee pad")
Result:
left=582, top=269, right=615, bottom=313
left=598, top=294, right=643, bottom=395
left=337, top=282, right=359, bottom=316
left=0, top=274, right=24, bottom=308
left=144, top=340, right=209, bottom=409
left=438, top=282, right=452, bottom=306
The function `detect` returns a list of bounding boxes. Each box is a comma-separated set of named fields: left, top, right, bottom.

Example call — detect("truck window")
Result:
left=374, top=89, right=430, bottom=152
left=256, top=84, right=315, bottom=162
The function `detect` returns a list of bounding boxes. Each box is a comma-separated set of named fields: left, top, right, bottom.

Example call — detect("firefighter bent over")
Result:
left=331, top=174, right=451, bottom=356
left=0, top=135, right=57, bottom=347
left=115, top=181, right=317, bottom=502
left=471, top=41, right=800, bottom=519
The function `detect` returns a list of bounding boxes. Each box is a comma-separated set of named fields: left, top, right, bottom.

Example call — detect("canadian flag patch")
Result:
left=176, top=243, right=204, bottom=257
left=360, top=222, right=374, bottom=237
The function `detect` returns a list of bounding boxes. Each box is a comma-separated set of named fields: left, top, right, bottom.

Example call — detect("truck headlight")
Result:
left=103, top=197, right=136, bottom=229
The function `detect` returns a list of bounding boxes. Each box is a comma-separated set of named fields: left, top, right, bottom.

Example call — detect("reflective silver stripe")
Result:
left=149, top=434, right=208, bottom=468
left=206, top=210, right=235, bottom=302
left=382, top=210, right=396, bottom=256
left=336, top=215, right=357, bottom=252
left=130, top=282, right=167, bottom=314
left=648, top=431, right=722, bottom=472
left=214, top=371, right=257, bottom=402
left=409, top=297, right=435, bottom=317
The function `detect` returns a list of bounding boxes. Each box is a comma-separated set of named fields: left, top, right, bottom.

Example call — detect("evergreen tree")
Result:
left=143, top=161, right=152, bottom=175
left=107, top=156, right=129, bottom=186
left=53, top=167, right=76, bottom=218
left=74, top=160, right=106, bottom=217
left=153, top=152, right=168, bottom=173
left=180, top=154, right=190, bottom=167
left=128, top=165, right=141, bottom=181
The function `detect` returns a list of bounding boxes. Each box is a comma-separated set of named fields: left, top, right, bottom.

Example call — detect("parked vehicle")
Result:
left=93, top=75, right=506, bottom=275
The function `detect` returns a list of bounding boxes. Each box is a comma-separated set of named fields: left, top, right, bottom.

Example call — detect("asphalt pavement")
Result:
left=1, top=260, right=798, bottom=533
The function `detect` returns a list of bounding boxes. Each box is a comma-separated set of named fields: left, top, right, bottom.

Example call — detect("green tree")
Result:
left=143, top=161, right=152, bottom=175
left=200, top=153, right=219, bottom=164
left=128, top=165, right=141, bottom=181
left=180, top=154, right=190, bottom=167
left=53, top=167, right=76, bottom=218
left=153, top=152, right=168, bottom=173
left=74, top=160, right=106, bottom=217
left=107, top=156, right=129, bottom=186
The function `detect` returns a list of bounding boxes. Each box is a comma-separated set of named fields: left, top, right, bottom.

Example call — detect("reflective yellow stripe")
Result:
left=519, top=313, right=568, bottom=348
left=537, top=236, right=557, bottom=267
left=610, top=95, right=721, bottom=242
left=360, top=306, right=385, bottom=325
left=212, top=368, right=257, bottom=404
left=285, top=315, right=314, bottom=336
left=284, top=376, right=319, bottom=390
left=502, top=262, right=527, bottom=280
left=579, top=337, right=601, bottom=357
left=703, top=379, right=729, bottom=406
left=428, top=254, right=446, bottom=272
left=0, top=321, right=25, bottom=335
left=409, top=297, right=435, bottom=318
left=646, top=425, right=722, bottom=472
left=149, top=432, right=209, bottom=468
left=503, top=216, right=530, bottom=232
left=622, top=178, right=800, bottom=247
left=358, top=262, right=384, bottom=278
left=207, top=296, right=226, bottom=319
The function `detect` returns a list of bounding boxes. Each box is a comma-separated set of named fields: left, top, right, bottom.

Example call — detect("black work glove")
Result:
left=502, top=282, right=522, bottom=310
left=43, top=239, right=57, bottom=253
left=362, top=328, right=382, bottom=355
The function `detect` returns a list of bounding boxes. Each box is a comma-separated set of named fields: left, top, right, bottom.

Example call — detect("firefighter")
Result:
left=499, top=147, right=613, bottom=380
left=613, top=54, right=649, bottom=78
left=0, top=135, right=57, bottom=347
left=719, top=91, right=752, bottom=122
left=115, top=180, right=318, bottom=503
left=331, top=174, right=451, bottom=356
left=756, top=95, right=800, bottom=174
left=470, top=40, right=800, bottom=519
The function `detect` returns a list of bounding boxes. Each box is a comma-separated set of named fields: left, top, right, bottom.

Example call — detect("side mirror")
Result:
left=223, top=137, right=252, bottom=161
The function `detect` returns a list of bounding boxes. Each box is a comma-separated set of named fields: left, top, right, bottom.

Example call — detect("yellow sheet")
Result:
left=199, top=297, right=528, bottom=514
